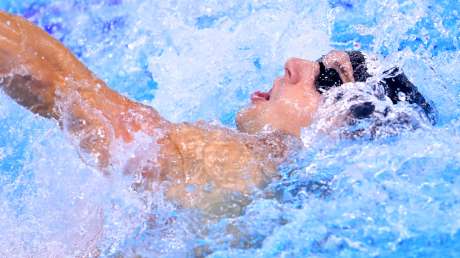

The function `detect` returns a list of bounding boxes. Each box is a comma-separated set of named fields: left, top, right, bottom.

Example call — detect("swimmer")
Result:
left=0, top=11, right=434, bottom=215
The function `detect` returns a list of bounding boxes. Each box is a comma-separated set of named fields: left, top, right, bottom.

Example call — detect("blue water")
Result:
left=0, top=0, right=460, bottom=257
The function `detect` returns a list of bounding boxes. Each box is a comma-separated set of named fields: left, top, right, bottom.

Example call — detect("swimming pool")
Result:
left=0, top=0, right=459, bottom=257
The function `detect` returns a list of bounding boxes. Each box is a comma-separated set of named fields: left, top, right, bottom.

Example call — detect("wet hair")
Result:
left=314, top=51, right=436, bottom=138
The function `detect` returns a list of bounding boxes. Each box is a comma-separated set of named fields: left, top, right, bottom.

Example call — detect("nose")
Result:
left=284, top=57, right=311, bottom=84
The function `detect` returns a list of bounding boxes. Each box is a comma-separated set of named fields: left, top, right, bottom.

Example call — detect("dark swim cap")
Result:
left=315, top=51, right=436, bottom=124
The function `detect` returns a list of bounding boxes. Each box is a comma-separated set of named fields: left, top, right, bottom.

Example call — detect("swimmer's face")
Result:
left=236, top=58, right=321, bottom=137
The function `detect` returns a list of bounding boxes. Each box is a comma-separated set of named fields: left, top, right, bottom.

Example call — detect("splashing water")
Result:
left=0, top=0, right=460, bottom=257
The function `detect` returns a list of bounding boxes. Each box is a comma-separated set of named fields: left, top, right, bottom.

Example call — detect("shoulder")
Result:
left=165, top=122, right=283, bottom=189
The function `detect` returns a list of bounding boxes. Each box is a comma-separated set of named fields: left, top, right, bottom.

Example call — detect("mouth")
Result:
left=251, top=80, right=278, bottom=103
left=250, top=90, right=271, bottom=103
left=250, top=77, right=284, bottom=104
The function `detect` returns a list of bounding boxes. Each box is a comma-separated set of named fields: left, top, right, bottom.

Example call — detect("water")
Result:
left=0, top=0, right=459, bottom=257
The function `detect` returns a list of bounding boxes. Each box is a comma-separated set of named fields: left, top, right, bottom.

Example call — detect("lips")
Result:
left=251, top=90, right=271, bottom=103
left=250, top=77, right=282, bottom=103
left=251, top=91, right=270, bottom=101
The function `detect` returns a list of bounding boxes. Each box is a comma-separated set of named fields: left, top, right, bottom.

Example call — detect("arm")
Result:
left=0, top=11, right=168, bottom=168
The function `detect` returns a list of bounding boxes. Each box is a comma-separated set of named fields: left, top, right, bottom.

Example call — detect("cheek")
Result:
left=275, top=93, right=321, bottom=126
left=276, top=96, right=312, bottom=119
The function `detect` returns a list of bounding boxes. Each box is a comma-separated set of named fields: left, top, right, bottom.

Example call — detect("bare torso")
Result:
left=157, top=123, right=297, bottom=212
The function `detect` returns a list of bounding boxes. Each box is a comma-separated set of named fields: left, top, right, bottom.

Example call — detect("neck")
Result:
left=251, top=130, right=303, bottom=165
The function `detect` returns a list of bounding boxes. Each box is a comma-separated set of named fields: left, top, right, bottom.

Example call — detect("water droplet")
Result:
left=398, top=91, right=407, bottom=101
left=185, top=184, right=196, bottom=193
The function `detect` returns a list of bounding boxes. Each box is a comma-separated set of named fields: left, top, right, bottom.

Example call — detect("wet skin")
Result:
left=0, top=11, right=354, bottom=212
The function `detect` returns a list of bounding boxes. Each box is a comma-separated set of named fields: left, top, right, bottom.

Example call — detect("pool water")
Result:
left=1, top=0, right=460, bottom=257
